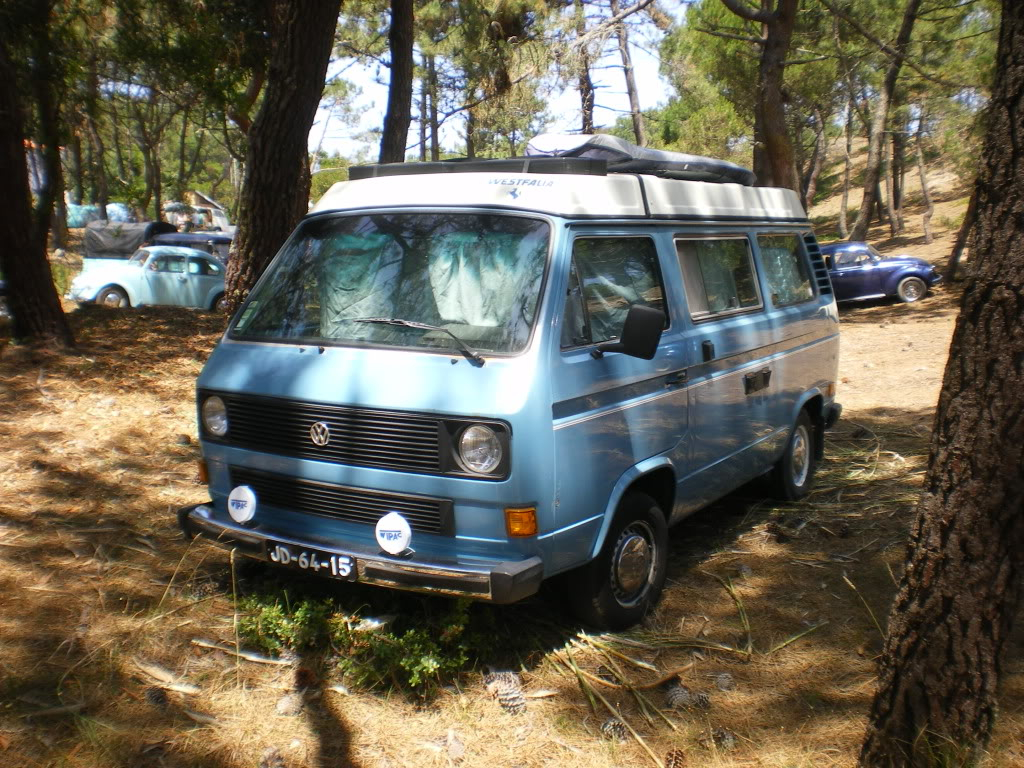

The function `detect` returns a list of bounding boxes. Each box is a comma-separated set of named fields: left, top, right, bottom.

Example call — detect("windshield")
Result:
left=231, top=213, right=550, bottom=355
left=128, top=249, right=149, bottom=267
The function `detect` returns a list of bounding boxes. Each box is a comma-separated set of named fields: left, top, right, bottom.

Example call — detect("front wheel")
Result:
left=897, top=276, right=927, bottom=303
left=96, top=285, right=129, bottom=308
left=771, top=409, right=817, bottom=501
left=211, top=293, right=230, bottom=312
left=565, top=491, right=668, bottom=630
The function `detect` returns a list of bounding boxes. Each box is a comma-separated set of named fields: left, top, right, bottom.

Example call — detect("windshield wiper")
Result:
left=350, top=317, right=485, bottom=367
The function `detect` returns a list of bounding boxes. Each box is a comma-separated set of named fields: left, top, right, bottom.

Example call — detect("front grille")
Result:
left=803, top=233, right=834, bottom=296
left=219, top=393, right=442, bottom=473
left=231, top=466, right=453, bottom=536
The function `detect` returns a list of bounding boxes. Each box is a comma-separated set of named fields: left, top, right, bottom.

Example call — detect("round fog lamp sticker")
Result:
left=227, top=485, right=257, bottom=523
left=375, top=511, right=412, bottom=555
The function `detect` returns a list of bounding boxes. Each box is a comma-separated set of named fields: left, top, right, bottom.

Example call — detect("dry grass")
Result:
left=2, top=202, right=1023, bottom=767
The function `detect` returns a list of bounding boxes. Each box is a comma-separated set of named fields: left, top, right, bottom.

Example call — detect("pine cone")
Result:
left=483, top=667, right=526, bottom=715
left=664, top=683, right=692, bottom=709
left=664, top=747, right=687, bottom=767
left=692, top=691, right=711, bottom=710
left=599, top=718, right=628, bottom=740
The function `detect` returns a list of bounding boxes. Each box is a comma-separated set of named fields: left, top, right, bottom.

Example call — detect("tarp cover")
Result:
left=83, top=220, right=176, bottom=260
left=525, top=133, right=756, bottom=186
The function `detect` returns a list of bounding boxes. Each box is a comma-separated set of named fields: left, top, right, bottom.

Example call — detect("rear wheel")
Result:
left=565, top=491, right=668, bottom=630
left=771, top=409, right=816, bottom=500
left=897, top=276, right=927, bottom=303
left=211, top=293, right=229, bottom=312
left=96, top=285, right=129, bottom=308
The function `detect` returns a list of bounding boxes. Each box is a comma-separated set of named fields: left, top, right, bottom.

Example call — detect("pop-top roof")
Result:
left=313, top=135, right=805, bottom=222
left=312, top=171, right=806, bottom=222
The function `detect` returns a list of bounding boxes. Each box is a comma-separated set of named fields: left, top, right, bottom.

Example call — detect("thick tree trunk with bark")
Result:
left=850, top=0, right=921, bottom=241
left=224, top=0, right=341, bottom=310
left=720, top=0, right=799, bottom=191
left=0, top=32, right=74, bottom=347
left=610, top=0, right=645, bottom=146
left=379, top=0, right=414, bottom=164
left=882, top=131, right=901, bottom=237
left=860, top=3, right=1024, bottom=764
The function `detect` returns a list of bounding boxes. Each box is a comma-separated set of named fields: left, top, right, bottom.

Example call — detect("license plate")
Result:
left=266, top=542, right=356, bottom=581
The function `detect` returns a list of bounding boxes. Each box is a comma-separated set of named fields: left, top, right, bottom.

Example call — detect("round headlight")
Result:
left=458, top=424, right=502, bottom=474
left=202, top=396, right=228, bottom=437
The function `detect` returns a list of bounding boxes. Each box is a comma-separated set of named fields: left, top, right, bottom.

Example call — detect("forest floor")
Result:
left=2, top=169, right=1023, bottom=768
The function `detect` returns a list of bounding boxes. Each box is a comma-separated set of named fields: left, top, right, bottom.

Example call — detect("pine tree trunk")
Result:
left=224, top=0, right=341, bottom=311
left=610, top=0, right=645, bottom=146
left=575, top=0, right=595, bottom=134
left=882, top=131, right=901, bottom=237
left=721, top=0, right=799, bottom=192
left=860, top=3, right=1024, bottom=764
left=850, top=0, right=921, bottom=241
left=838, top=99, right=853, bottom=238
left=803, top=107, right=826, bottom=211
left=915, top=111, right=933, bottom=245
left=418, top=63, right=427, bottom=162
left=427, top=55, right=439, bottom=161
left=946, top=192, right=976, bottom=281
left=379, top=0, right=414, bottom=164
left=85, top=57, right=108, bottom=220
left=0, top=30, right=74, bottom=347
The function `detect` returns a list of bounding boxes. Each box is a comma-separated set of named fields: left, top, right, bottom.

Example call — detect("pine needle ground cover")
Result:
left=2, top=206, right=1023, bottom=767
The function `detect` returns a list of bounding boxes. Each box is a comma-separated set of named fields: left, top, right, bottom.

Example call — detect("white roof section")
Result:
left=312, top=172, right=807, bottom=222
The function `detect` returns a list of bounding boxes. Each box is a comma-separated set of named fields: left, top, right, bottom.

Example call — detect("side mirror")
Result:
left=593, top=304, right=665, bottom=360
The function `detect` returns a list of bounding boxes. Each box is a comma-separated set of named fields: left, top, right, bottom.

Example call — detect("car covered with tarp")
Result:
left=83, top=220, right=176, bottom=262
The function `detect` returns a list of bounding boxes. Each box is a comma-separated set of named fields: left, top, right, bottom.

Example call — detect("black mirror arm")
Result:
left=591, top=340, right=624, bottom=359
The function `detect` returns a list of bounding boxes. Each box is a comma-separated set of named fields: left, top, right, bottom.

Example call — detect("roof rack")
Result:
left=348, top=156, right=608, bottom=181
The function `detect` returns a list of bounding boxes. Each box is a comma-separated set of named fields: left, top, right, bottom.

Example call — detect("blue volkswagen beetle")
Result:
left=67, top=246, right=228, bottom=311
left=820, top=241, right=942, bottom=303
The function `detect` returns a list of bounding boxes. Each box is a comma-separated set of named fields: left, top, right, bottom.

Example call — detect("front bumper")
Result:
left=177, top=503, right=544, bottom=604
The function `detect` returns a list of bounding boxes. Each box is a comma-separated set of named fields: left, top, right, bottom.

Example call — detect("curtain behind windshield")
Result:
left=233, top=213, right=549, bottom=355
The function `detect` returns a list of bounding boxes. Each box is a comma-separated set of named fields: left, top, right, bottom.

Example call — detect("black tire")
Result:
left=96, top=285, right=129, bottom=308
left=897, top=276, right=927, bottom=303
left=565, top=491, right=668, bottom=630
left=771, top=409, right=816, bottom=501
left=211, top=293, right=229, bottom=312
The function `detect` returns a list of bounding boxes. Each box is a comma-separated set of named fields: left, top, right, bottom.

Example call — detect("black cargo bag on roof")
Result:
left=525, top=133, right=756, bottom=186
left=83, top=220, right=176, bottom=260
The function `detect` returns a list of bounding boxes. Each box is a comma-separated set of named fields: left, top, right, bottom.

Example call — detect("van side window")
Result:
left=675, top=237, right=760, bottom=318
left=758, top=233, right=814, bottom=306
left=564, top=237, right=665, bottom=346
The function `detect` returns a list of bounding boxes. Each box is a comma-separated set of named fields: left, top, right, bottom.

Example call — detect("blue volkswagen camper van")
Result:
left=179, top=136, right=841, bottom=629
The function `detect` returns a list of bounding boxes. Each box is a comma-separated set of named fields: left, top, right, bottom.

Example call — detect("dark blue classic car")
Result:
left=820, top=241, right=941, bottom=303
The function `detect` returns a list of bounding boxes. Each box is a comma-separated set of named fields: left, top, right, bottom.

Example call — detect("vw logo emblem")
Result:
left=309, top=421, right=331, bottom=447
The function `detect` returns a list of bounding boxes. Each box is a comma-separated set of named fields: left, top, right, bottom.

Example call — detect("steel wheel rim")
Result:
left=791, top=425, right=810, bottom=488
left=102, top=292, right=123, bottom=308
left=611, top=520, right=656, bottom=607
left=901, top=279, right=923, bottom=301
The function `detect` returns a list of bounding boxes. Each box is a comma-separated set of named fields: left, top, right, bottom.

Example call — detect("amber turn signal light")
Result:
left=505, top=507, right=537, bottom=537
left=197, top=459, right=209, bottom=485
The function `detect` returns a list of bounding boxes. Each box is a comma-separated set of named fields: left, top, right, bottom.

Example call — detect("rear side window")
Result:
left=675, top=237, right=760, bottom=318
left=758, top=234, right=814, bottom=306
left=562, top=237, right=665, bottom=347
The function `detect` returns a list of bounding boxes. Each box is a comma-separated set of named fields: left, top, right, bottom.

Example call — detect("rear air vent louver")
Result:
left=803, top=233, right=834, bottom=296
